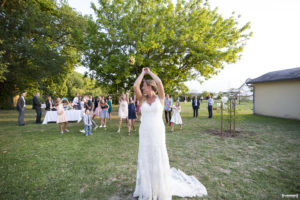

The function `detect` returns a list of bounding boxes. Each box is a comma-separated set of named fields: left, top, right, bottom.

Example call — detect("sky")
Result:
left=68, top=0, right=300, bottom=93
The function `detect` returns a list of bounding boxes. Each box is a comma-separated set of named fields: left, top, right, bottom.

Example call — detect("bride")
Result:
left=133, top=68, right=207, bottom=200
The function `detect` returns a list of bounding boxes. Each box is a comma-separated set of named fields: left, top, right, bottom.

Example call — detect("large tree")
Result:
left=65, top=71, right=104, bottom=98
left=82, top=0, right=252, bottom=94
left=0, top=0, right=88, bottom=108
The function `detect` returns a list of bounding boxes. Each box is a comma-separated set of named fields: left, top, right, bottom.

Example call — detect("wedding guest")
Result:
left=117, top=93, right=129, bottom=133
left=83, top=109, right=92, bottom=136
left=72, top=93, right=80, bottom=110
left=79, top=96, right=86, bottom=133
left=16, top=92, right=27, bottom=126
left=92, top=96, right=101, bottom=130
left=84, top=95, right=91, bottom=111
left=79, top=96, right=84, bottom=110
left=107, top=96, right=112, bottom=120
left=56, top=98, right=69, bottom=134
left=32, top=92, right=42, bottom=123
left=200, top=96, right=204, bottom=102
left=192, top=96, right=200, bottom=118
left=45, top=96, right=54, bottom=111
left=207, top=95, right=214, bottom=118
left=84, top=95, right=93, bottom=111
left=164, top=94, right=173, bottom=125
left=62, top=97, right=69, bottom=110
left=135, top=96, right=141, bottom=121
left=89, top=95, right=94, bottom=110
left=128, top=97, right=137, bottom=136
left=170, top=100, right=183, bottom=131
left=99, top=99, right=109, bottom=128
left=84, top=95, right=98, bottom=129
left=93, top=96, right=99, bottom=113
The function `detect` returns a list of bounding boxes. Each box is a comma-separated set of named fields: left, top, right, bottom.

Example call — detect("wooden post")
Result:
left=233, top=97, right=236, bottom=136
left=229, top=98, right=232, bottom=134
left=221, top=102, right=223, bottom=135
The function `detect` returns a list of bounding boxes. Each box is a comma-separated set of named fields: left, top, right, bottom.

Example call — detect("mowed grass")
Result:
left=0, top=101, right=299, bottom=200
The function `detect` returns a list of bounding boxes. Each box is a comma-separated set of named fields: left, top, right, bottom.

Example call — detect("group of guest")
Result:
left=164, top=94, right=183, bottom=131
left=117, top=92, right=141, bottom=136
left=51, top=94, right=113, bottom=135
left=16, top=91, right=215, bottom=135
left=17, top=92, right=43, bottom=126
left=80, top=92, right=141, bottom=136
left=192, top=95, right=214, bottom=118
left=77, top=95, right=112, bottom=136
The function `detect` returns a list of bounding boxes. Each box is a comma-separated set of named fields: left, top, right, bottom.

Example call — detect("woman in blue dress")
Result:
left=107, top=96, right=112, bottom=120
left=128, top=96, right=137, bottom=136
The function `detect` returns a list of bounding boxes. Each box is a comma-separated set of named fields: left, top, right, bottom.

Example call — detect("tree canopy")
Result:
left=0, top=0, right=88, bottom=108
left=82, top=0, right=252, bottom=95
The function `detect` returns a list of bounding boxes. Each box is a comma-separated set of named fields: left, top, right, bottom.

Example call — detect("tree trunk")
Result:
left=0, top=93, right=15, bottom=109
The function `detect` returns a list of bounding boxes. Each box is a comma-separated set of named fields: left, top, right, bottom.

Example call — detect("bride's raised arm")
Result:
left=146, top=68, right=165, bottom=103
left=133, top=70, right=145, bottom=101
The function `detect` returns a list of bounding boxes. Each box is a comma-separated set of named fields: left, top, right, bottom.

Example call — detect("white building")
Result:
left=246, top=67, right=300, bottom=120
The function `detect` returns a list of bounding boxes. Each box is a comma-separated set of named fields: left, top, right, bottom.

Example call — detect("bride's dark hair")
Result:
left=144, top=79, right=157, bottom=92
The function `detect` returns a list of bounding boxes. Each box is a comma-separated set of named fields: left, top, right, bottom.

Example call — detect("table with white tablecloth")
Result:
left=42, top=110, right=82, bottom=124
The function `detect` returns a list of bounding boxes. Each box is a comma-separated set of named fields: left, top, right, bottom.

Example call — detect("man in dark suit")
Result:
left=32, top=92, right=42, bottom=123
left=192, top=96, right=200, bottom=118
left=16, top=92, right=27, bottom=126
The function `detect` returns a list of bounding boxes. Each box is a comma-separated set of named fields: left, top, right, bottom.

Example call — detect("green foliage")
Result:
left=82, top=0, right=252, bottom=94
left=0, top=40, right=8, bottom=83
left=65, top=71, right=104, bottom=98
left=217, top=91, right=223, bottom=99
left=0, top=0, right=88, bottom=108
left=201, top=91, right=211, bottom=99
left=29, top=70, right=105, bottom=100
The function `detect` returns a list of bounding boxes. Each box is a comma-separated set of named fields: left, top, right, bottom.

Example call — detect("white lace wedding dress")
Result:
left=133, top=96, right=207, bottom=200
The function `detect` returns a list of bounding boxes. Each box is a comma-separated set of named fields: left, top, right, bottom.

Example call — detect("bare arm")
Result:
left=133, top=70, right=145, bottom=101
left=126, top=92, right=129, bottom=103
left=146, top=68, right=165, bottom=103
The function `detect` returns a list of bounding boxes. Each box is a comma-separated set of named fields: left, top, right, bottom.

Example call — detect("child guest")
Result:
left=83, top=109, right=93, bottom=136
left=56, top=98, right=69, bottom=134
left=170, top=100, right=183, bottom=132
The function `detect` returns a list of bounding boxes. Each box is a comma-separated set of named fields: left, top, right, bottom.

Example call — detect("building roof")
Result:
left=246, top=67, right=300, bottom=84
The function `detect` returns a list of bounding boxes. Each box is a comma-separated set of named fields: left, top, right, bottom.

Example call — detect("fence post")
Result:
left=233, top=97, right=236, bottom=136
left=221, top=102, right=223, bottom=135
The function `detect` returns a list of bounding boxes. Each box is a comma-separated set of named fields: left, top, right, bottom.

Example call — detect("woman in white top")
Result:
left=56, top=98, right=69, bottom=134
left=133, top=68, right=207, bottom=200
left=117, top=93, right=129, bottom=133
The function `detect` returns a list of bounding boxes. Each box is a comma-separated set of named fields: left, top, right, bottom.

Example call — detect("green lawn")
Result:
left=0, top=101, right=299, bottom=199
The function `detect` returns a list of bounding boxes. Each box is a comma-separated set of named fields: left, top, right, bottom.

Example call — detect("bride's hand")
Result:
left=143, top=67, right=150, bottom=74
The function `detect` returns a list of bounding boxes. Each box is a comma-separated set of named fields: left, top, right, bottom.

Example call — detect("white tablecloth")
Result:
left=42, top=110, right=82, bottom=124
